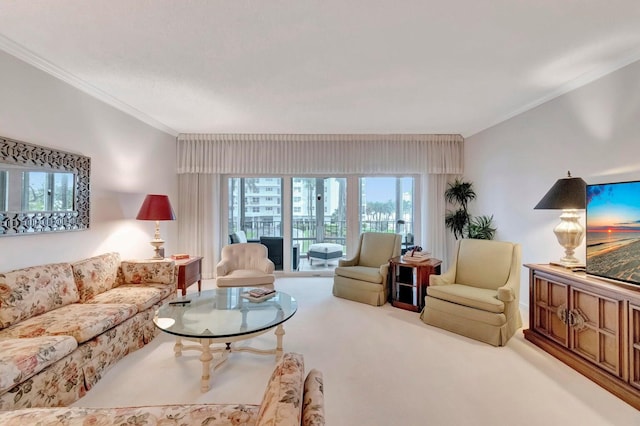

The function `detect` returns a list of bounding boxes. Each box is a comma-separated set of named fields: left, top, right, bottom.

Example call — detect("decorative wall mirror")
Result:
left=0, top=136, right=90, bottom=235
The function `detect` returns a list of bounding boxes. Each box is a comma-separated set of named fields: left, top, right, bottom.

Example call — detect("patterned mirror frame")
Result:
left=0, top=136, right=90, bottom=235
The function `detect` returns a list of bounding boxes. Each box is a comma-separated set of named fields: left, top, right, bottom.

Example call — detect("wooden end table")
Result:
left=390, top=256, right=441, bottom=312
left=175, top=256, right=203, bottom=296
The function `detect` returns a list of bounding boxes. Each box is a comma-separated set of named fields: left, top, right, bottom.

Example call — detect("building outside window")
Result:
left=228, top=175, right=415, bottom=271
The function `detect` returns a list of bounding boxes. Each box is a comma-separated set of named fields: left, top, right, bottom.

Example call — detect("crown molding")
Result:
left=0, top=34, right=179, bottom=137
left=464, top=48, right=640, bottom=138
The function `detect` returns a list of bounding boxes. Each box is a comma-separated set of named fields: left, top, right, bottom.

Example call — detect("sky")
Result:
left=363, top=177, right=412, bottom=203
left=586, top=181, right=640, bottom=232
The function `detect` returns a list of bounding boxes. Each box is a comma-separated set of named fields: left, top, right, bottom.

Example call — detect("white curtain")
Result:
left=176, top=133, right=464, bottom=276
left=177, top=173, right=220, bottom=278
left=422, top=174, right=459, bottom=271
left=177, top=133, right=463, bottom=174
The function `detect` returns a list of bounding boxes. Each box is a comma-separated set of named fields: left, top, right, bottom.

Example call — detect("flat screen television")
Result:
left=586, top=180, right=640, bottom=286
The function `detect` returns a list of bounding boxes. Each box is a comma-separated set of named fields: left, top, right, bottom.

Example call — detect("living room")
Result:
left=1, top=3, right=640, bottom=425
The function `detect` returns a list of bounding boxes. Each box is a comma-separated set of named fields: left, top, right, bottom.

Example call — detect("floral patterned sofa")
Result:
left=0, top=252, right=176, bottom=410
left=0, top=352, right=325, bottom=426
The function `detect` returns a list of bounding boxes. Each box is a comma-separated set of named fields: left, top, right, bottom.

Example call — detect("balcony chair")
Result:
left=259, top=236, right=284, bottom=271
left=332, top=232, right=402, bottom=306
left=216, top=243, right=275, bottom=289
left=420, top=239, right=522, bottom=346
left=229, top=230, right=249, bottom=243
left=229, top=230, right=261, bottom=244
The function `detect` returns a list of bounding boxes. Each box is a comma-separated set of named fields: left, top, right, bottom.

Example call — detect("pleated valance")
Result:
left=177, top=133, right=463, bottom=175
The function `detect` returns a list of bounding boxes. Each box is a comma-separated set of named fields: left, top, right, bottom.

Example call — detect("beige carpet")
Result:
left=72, top=277, right=638, bottom=425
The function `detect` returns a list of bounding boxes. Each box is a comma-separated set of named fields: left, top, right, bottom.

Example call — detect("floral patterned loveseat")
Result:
left=0, top=252, right=176, bottom=410
left=0, top=352, right=325, bottom=426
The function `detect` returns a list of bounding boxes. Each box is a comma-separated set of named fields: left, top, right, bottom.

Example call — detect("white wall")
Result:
left=0, top=51, right=178, bottom=271
left=465, top=59, right=640, bottom=306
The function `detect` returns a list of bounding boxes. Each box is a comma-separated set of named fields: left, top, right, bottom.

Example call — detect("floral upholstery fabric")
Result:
left=0, top=336, right=77, bottom=394
left=256, top=352, right=305, bottom=426
left=0, top=348, right=86, bottom=410
left=138, top=297, right=177, bottom=344
left=0, top=404, right=261, bottom=425
left=0, top=262, right=79, bottom=329
left=144, top=282, right=177, bottom=299
left=0, top=352, right=324, bottom=424
left=121, top=259, right=176, bottom=284
left=71, top=252, right=121, bottom=302
left=84, top=285, right=164, bottom=311
left=302, top=369, right=325, bottom=426
left=0, top=303, right=138, bottom=344
left=0, top=253, right=179, bottom=411
left=78, top=314, right=146, bottom=390
left=0, top=312, right=150, bottom=410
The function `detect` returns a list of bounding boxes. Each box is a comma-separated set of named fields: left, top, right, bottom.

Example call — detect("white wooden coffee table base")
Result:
left=173, top=324, right=285, bottom=392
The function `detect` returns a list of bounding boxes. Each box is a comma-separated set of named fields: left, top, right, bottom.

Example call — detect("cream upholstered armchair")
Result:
left=420, top=239, right=522, bottom=346
left=333, top=232, right=402, bottom=306
left=216, top=243, right=275, bottom=288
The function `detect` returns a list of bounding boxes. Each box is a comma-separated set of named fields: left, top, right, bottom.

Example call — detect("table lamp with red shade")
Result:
left=136, top=194, right=176, bottom=259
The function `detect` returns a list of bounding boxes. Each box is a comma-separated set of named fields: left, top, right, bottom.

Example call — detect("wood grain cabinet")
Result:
left=631, top=303, right=640, bottom=391
left=525, top=264, right=640, bottom=409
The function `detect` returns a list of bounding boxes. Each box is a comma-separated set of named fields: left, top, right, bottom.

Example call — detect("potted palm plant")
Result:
left=444, top=178, right=496, bottom=240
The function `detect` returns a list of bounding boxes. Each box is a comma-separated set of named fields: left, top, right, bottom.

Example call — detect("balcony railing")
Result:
left=231, top=218, right=412, bottom=257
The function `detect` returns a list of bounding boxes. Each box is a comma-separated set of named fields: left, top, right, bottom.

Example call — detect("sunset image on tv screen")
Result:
left=586, top=181, right=640, bottom=284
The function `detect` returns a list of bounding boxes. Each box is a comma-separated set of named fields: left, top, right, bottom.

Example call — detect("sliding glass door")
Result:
left=228, top=177, right=285, bottom=270
left=228, top=177, right=283, bottom=239
left=292, top=177, right=346, bottom=271
left=225, top=175, right=416, bottom=273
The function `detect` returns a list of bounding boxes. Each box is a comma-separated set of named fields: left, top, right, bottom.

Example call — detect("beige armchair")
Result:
left=332, top=232, right=402, bottom=306
left=215, top=243, right=275, bottom=288
left=420, top=239, right=522, bottom=346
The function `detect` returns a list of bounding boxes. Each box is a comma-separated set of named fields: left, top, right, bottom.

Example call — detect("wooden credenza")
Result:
left=524, top=264, right=640, bottom=410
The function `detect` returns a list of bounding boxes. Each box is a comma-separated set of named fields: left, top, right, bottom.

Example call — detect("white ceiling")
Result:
left=1, top=1, right=640, bottom=137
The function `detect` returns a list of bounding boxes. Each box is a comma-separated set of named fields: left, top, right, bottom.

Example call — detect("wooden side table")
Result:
left=390, top=256, right=441, bottom=312
left=175, top=256, right=203, bottom=296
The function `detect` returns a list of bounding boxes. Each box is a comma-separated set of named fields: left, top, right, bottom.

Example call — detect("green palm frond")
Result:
left=443, top=178, right=496, bottom=240
left=445, top=209, right=470, bottom=240
left=445, top=178, right=476, bottom=210
left=467, top=215, right=496, bottom=240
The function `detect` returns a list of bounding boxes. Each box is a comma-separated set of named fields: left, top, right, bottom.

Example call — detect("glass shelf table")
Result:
left=154, top=287, right=297, bottom=392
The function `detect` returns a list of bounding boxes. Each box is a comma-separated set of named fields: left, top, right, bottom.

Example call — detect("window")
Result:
left=0, top=168, right=75, bottom=213
left=228, top=177, right=283, bottom=239
left=18, top=170, right=74, bottom=212
left=0, top=171, right=6, bottom=211
left=227, top=175, right=415, bottom=272
left=360, top=177, right=414, bottom=241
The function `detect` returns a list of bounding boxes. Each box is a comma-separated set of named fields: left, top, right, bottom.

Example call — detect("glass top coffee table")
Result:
left=154, top=287, right=297, bottom=392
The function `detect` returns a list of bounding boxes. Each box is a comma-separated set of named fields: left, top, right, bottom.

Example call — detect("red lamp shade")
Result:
left=136, top=194, right=176, bottom=221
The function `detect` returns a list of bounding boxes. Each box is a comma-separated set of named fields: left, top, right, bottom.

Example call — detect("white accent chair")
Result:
left=332, top=232, right=402, bottom=306
left=216, top=243, right=276, bottom=288
left=420, top=239, right=522, bottom=346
